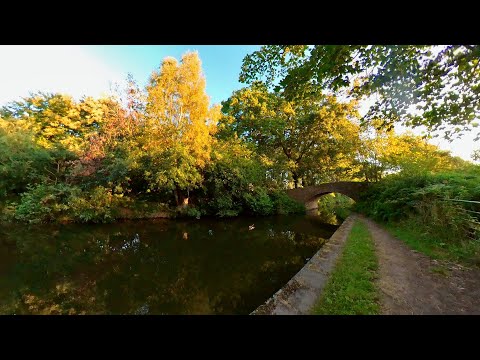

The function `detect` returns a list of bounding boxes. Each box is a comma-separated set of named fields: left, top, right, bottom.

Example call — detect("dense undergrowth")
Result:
left=355, top=168, right=480, bottom=265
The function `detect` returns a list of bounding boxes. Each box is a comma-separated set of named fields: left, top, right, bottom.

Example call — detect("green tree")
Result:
left=1, top=93, right=124, bottom=184
left=240, top=45, right=480, bottom=140
left=356, top=121, right=470, bottom=182
left=220, top=83, right=360, bottom=188
left=200, top=138, right=269, bottom=216
left=0, top=119, right=53, bottom=196
left=0, top=93, right=109, bottom=154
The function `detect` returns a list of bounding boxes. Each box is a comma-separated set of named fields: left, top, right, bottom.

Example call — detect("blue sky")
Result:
left=84, top=45, right=261, bottom=105
left=0, top=45, right=477, bottom=160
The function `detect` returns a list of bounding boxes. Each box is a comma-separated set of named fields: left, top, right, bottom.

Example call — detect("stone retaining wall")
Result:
left=251, top=214, right=357, bottom=315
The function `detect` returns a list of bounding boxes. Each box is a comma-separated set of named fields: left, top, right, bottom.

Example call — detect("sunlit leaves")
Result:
left=240, top=45, right=480, bottom=140
left=356, top=123, right=470, bottom=182
left=220, top=84, right=361, bottom=187
left=145, top=52, right=218, bottom=203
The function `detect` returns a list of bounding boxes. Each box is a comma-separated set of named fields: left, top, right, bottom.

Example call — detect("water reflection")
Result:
left=0, top=215, right=337, bottom=314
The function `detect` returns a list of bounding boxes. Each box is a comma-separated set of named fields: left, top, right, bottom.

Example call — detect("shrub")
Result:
left=355, top=169, right=480, bottom=243
left=69, top=186, right=129, bottom=223
left=13, top=184, right=131, bottom=224
left=211, top=193, right=241, bottom=217
left=0, top=126, right=53, bottom=197
left=269, top=191, right=306, bottom=215
left=176, top=205, right=202, bottom=218
left=242, top=189, right=274, bottom=216
left=14, top=183, right=75, bottom=224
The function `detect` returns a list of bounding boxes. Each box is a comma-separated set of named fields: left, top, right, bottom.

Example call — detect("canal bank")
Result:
left=252, top=214, right=357, bottom=315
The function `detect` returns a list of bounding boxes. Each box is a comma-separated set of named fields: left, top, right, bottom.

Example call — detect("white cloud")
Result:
left=0, top=45, right=125, bottom=106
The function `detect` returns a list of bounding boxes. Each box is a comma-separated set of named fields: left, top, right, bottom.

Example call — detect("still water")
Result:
left=0, top=215, right=337, bottom=315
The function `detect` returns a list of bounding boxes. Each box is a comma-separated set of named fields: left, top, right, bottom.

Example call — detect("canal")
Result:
left=0, top=214, right=338, bottom=314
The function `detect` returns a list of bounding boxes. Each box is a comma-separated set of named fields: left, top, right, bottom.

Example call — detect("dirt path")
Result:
left=359, top=215, right=480, bottom=315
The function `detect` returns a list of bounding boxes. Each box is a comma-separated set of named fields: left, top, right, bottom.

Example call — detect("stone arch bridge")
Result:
left=286, top=182, right=369, bottom=210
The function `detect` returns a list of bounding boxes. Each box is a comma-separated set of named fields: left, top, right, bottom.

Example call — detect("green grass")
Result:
left=312, top=221, right=380, bottom=315
left=383, top=219, right=480, bottom=266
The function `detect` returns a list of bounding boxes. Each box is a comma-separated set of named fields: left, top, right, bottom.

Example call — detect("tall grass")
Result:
left=355, top=167, right=480, bottom=264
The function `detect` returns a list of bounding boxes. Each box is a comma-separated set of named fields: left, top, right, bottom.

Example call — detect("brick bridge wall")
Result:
left=286, top=181, right=369, bottom=210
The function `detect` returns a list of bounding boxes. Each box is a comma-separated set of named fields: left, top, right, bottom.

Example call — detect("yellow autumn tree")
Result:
left=357, top=120, right=469, bottom=181
left=145, top=51, right=219, bottom=206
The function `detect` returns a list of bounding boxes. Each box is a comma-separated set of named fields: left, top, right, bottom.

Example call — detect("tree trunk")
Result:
left=174, top=185, right=189, bottom=208
left=292, top=172, right=299, bottom=189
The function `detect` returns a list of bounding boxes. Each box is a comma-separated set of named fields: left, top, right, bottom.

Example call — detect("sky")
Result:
left=0, top=45, right=477, bottom=161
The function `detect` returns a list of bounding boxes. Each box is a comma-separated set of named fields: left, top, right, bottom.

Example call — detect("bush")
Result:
left=242, top=189, right=274, bottom=216
left=13, top=184, right=131, bottom=224
left=176, top=205, right=202, bottom=218
left=0, top=126, right=53, bottom=196
left=355, top=169, right=480, bottom=244
left=211, top=193, right=241, bottom=217
left=69, top=186, right=130, bottom=223
left=14, top=183, right=75, bottom=224
left=270, top=191, right=306, bottom=215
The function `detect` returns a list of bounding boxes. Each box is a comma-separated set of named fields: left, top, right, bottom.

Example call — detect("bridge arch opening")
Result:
left=285, top=182, right=369, bottom=222
left=305, top=191, right=357, bottom=211
left=308, top=192, right=356, bottom=225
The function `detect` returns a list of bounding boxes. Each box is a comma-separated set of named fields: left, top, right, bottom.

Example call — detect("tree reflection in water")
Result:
left=0, top=215, right=337, bottom=314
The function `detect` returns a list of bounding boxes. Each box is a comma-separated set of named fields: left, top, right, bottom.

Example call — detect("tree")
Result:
left=240, top=45, right=480, bottom=140
left=0, top=119, right=53, bottom=195
left=0, top=93, right=109, bottom=154
left=200, top=137, right=269, bottom=217
left=0, top=93, right=120, bottom=187
left=220, top=82, right=360, bottom=188
left=356, top=121, right=470, bottom=182
left=145, top=52, right=220, bottom=206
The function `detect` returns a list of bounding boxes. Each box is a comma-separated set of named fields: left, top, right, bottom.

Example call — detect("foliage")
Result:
left=317, top=193, right=355, bottom=224
left=176, top=205, right=202, bottom=219
left=1, top=51, right=312, bottom=223
left=220, top=82, right=361, bottom=187
left=13, top=183, right=76, bottom=224
left=68, top=186, right=130, bottom=223
left=12, top=184, right=130, bottom=224
left=199, top=138, right=268, bottom=216
left=473, top=149, right=480, bottom=162
left=240, top=45, right=480, bottom=140
left=312, top=221, right=379, bottom=315
left=356, top=121, right=470, bottom=182
left=0, top=93, right=115, bottom=154
left=197, top=137, right=305, bottom=217
left=1, top=49, right=475, bottom=225
left=242, top=189, right=274, bottom=216
left=0, top=121, right=53, bottom=196
left=269, top=191, right=306, bottom=215
left=355, top=168, right=480, bottom=260
left=384, top=220, right=480, bottom=266
left=145, top=52, right=220, bottom=205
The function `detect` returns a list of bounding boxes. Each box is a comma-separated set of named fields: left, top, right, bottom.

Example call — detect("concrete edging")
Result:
left=251, top=214, right=357, bottom=315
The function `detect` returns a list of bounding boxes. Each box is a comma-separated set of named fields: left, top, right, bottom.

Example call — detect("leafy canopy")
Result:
left=220, top=82, right=361, bottom=187
left=240, top=45, right=480, bottom=140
